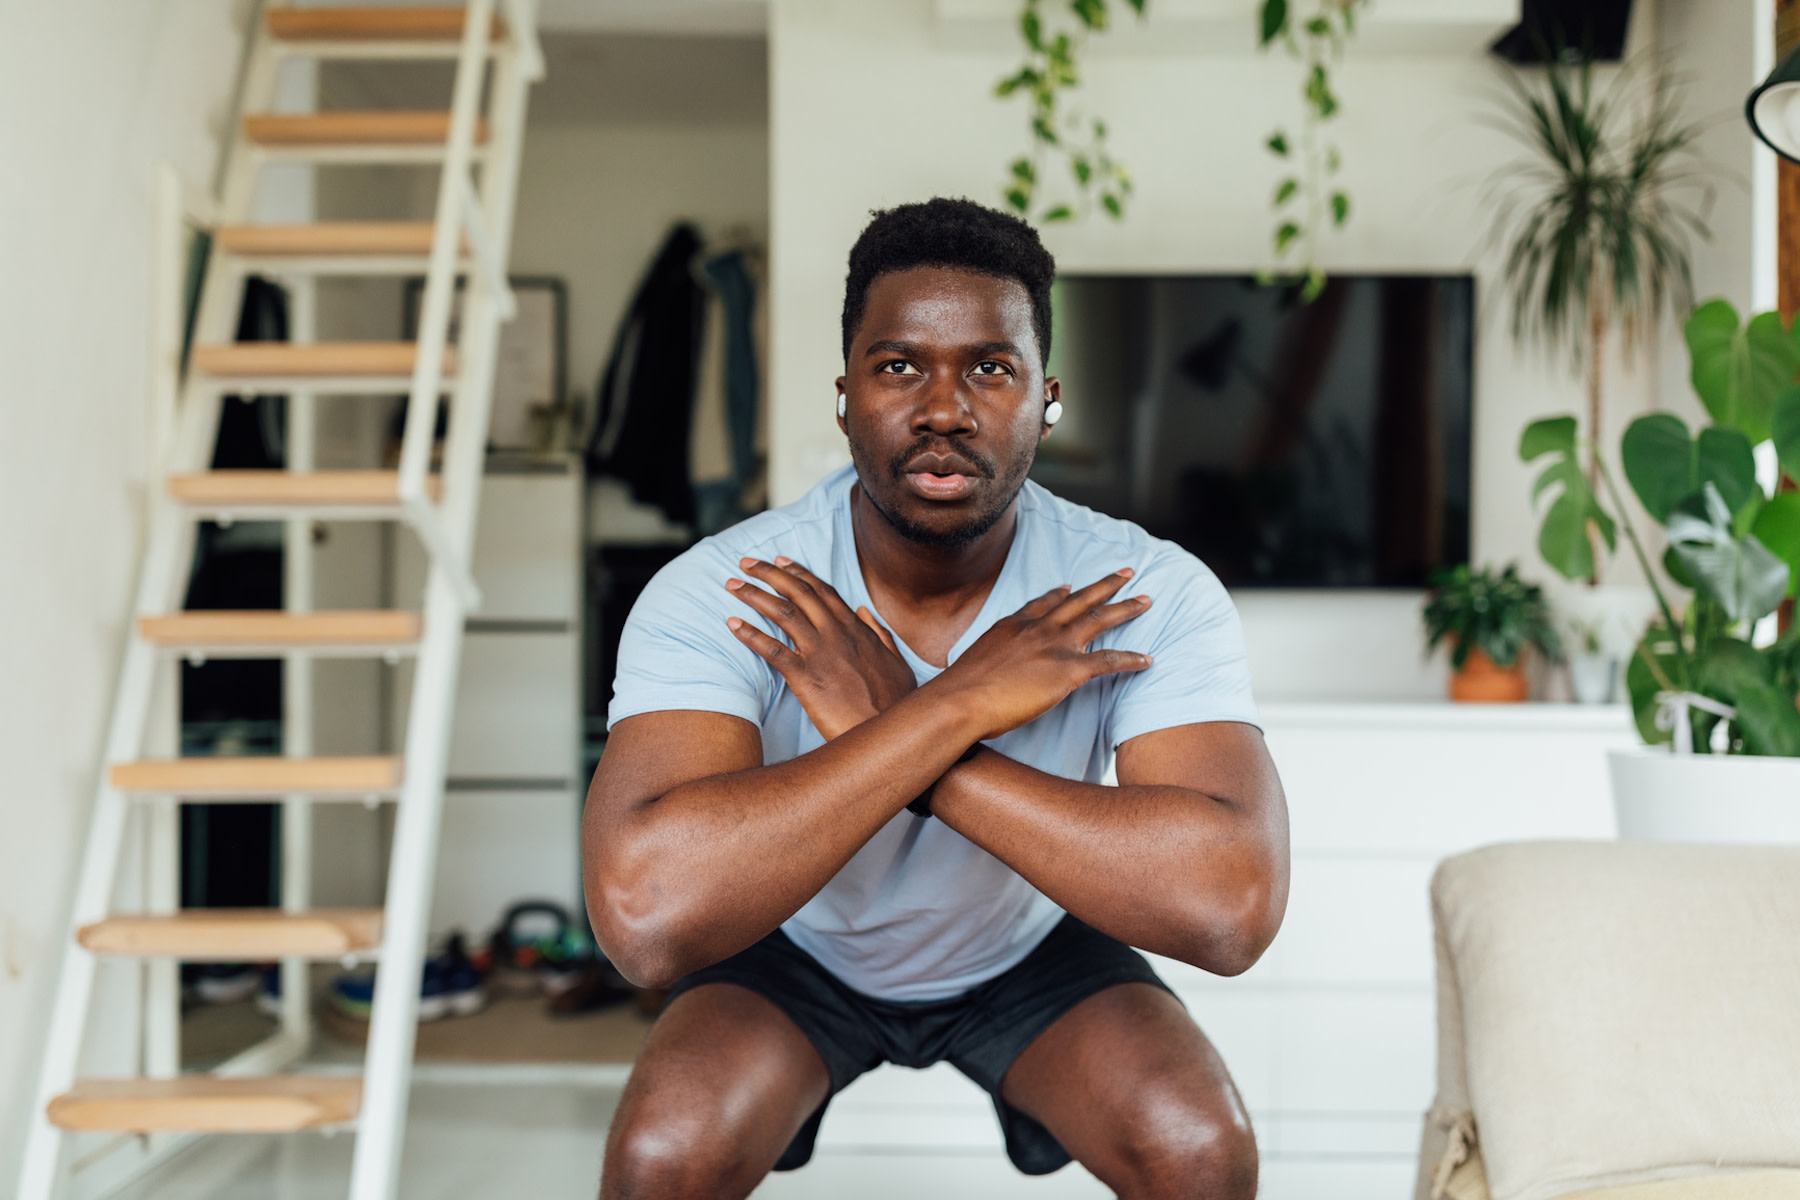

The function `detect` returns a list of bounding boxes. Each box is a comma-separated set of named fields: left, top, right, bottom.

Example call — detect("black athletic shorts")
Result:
left=663, top=912, right=1176, bottom=1175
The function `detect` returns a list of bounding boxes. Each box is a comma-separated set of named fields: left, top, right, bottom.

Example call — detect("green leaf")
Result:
left=1663, top=544, right=1695, bottom=588
left=1042, top=205, right=1075, bottom=222
left=1123, top=0, right=1146, bottom=14
left=1300, top=269, right=1326, bottom=304
left=1751, top=491, right=1800, bottom=597
left=1620, top=413, right=1692, bottom=522
left=1101, top=192, right=1124, bottom=219
left=1273, top=178, right=1298, bottom=207
left=1259, top=0, right=1289, bottom=46
left=1266, top=132, right=1291, bottom=158
left=1274, top=221, right=1301, bottom=253
left=1305, top=16, right=1332, bottom=36
left=1626, top=625, right=1685, bottom=746
left=1330, top=191, right=1350, bottom=227
left=1667, top=484, right=1792, bottom=624
left=1685, top=300, right=1800, bottom=445
left=1305, top=65, right=1338, bottom=119
left=1326, top=147, right=1341, bottom=173
left=1695, top=425, right=1759, bottom=519
left=1773, top=385, right=1800, bottom=484
left=1021, top=7, right=1043, bottom=49
left=1032, top=115, right=1058, bottom=144
left=1732, top=681, right=1800, bottom=756
left=1004, top=188, right=1031, bottom=214
left=1010, top=157, right=1036, bottom=183
left=1072, top=0, right=1107, bottom=31
left=1073, top=156, right=1092, bottom=185
left=1519, top=415, right=1578, bottom=462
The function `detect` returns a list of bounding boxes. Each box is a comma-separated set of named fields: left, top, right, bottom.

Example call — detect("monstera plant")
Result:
left=1520, top=299, right=1800, bottom=756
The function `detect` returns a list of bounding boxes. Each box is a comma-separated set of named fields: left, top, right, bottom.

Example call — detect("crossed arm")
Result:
left=583, top=562, right=1289, bottom=989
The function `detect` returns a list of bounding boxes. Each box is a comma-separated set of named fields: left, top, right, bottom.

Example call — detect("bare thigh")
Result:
left=1000, top=983, right=1257, bottom=1200
left=602, top=983, right=830, bottom=1200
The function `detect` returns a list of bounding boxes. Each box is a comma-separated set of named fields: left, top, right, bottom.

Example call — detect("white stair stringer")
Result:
left=13, top=4, right=542, bottom=1199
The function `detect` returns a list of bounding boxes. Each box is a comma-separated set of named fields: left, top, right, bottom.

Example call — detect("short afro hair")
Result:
left=840, top=197, right=1056, bottom=366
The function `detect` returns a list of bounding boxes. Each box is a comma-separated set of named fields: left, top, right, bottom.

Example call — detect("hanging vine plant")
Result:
left=1259, top=0, right=1365, bottom=299
left=996, top=0, right=1146, bottom=224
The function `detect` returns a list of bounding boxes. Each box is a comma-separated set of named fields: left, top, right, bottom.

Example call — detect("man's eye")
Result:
left=972, top=361, right=1011, bottom=377
left=881, top=361, right=921, bottom=376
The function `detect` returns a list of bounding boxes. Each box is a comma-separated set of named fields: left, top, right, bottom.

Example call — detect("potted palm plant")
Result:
left=1423, top=564, right=1562, bottom=702
left=1520, top=301, right=1800, bottom=842
left=1486, top=51, right=1710, bottom=552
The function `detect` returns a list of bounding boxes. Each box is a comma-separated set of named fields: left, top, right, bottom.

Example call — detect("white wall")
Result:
left=767, top=0, right=1767, bottom=699
left=0, top=0, right=240, bottom=1182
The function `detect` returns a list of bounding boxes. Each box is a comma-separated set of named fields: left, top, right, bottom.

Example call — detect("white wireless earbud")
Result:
left=837, top=393, right=847, bottom=419
left=1044, top=400, right=1064, bottom=426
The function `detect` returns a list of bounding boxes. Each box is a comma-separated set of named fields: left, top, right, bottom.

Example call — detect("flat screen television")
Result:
left=1031, top=274, right=1473, bottom=589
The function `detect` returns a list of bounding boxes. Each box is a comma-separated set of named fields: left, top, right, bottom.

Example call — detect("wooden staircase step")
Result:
left=78, top=909, right=384, bottom=959
left=268, top=7, right=503, bottom=42
left=138, top=611, right=422, bottom=651
left=110, top=756, right=403, bottom=797
left=190, top=341, right=454, bottom=379
left=48, top=1076, right=362, bottom=1133
left=244, top=112, right=487, bottom=147
left=215, top=221, right=441, bottom=258
left=167, top=470, right=441, bottom=507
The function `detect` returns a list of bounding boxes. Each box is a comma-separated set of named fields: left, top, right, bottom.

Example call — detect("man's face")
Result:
left=837, top=266, right=1057, bottom=549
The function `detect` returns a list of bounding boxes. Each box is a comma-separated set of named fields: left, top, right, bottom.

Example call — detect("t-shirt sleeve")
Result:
left=1102, top=551, right=1261, bottom=750
left=606, top=542, right=776, bottom=730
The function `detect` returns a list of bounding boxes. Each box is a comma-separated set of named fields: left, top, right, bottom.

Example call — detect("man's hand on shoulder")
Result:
left=933, top=570, right=1154, bottom=742
left=725, top=557, right=917, bottom=740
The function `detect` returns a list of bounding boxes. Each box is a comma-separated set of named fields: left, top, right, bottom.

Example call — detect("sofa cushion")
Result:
left=1445, top=1151, right=1800, bottom=1200
left=1431, top=842, right=1800, bottom=1200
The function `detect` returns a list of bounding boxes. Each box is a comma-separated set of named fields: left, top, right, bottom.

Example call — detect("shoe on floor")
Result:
left=329, top=933, right=486, bottom=1023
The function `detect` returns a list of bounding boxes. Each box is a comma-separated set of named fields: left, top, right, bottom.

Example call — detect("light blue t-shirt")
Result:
left=608, top=465, right=1260, bottom=1001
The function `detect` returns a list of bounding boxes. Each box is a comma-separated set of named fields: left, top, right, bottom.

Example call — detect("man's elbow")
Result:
left=584, top=863, right=694, bottom=990
left=1186, top=867, right=1287, bottom=978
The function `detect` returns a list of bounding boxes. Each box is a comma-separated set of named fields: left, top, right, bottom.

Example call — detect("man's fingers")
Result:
left=741, top=558, right=838, bottom=630
left=1078, top=646, right=1154, bottom=681
left=856, top=606, right=902, bottom=656
left=1052, top=569, right=1136, bottom=622
left=774, top=557, right=858, bottom=622
left=725, top=615, right=794, bottom=670
left=1015, top=584, right=1074, bottom=621
left=726, top=576, right=817, bottom=639
left=1077, top=594, right=1153, bottom=638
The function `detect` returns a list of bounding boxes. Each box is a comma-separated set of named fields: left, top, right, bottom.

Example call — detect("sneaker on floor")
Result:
left=191, top=963, right=263, bottom=1006
left=330, top=933, right=485, bottom=1023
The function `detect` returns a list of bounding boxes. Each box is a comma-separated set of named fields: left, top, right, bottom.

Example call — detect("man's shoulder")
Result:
left=1021, top=482, right=1218, bottom=590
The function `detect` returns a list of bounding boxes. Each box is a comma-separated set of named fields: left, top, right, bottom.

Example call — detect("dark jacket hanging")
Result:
left=587, top=223, right=705, bottom=527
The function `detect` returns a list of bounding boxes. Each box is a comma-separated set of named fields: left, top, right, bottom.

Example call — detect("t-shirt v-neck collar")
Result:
left=831, top=475, right=1033, bottom=676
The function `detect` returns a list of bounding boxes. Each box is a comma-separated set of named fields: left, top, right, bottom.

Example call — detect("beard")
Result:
left=849, top=431, right=1032, bottom=549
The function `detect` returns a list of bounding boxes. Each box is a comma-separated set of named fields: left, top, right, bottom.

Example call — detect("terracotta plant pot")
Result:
left=1449, top=646, right=1529, bottom=703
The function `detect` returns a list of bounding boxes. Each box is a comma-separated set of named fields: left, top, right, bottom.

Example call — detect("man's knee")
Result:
left=1111, top=1086, right=1258, bottom=1200
left=603, top=1103, right=750, bottom=1200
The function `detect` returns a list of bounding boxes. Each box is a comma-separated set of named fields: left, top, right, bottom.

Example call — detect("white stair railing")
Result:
left=14, top=3, right=543, bottom=1197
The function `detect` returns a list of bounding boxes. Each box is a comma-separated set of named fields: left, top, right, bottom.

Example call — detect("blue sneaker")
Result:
left=329, top=934, right=485, bottom=1023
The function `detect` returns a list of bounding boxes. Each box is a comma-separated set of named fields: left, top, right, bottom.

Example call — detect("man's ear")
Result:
left=834, top=375, right=849, bottom=435
left=1039, top=377, right=1062, bottom=443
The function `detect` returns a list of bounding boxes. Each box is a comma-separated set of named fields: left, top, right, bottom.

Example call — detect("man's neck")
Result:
left=850, top=483, right=1018, bottom=668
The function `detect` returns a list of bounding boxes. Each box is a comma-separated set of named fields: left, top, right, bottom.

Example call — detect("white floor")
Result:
left=101, top=1075, right=1416, bottom=1200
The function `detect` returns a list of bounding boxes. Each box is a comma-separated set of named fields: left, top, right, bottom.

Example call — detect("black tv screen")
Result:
left=1032, top=274, right=1473, bottom=589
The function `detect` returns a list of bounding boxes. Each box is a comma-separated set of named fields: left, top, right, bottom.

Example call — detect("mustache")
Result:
left=887, top=436, right=997, bottom=481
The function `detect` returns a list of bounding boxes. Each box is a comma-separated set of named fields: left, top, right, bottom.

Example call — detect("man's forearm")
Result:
left=589, top=686, right=980, bottom=986
left=929, top=750, right=1284, bottom=975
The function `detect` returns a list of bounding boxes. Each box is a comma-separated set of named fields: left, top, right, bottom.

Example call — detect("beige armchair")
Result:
left=1415, top=841, right=1800, bottom=1200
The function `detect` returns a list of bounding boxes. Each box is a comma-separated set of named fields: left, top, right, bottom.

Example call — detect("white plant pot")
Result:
left=1609, top=749, right=1800, bottom=844
left=1568, top=653, right=1618, bottom=704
